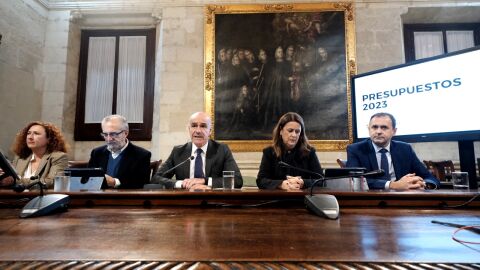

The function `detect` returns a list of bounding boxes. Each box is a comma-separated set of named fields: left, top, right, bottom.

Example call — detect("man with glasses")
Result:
left=346, top=112, right=439, bottom=190
left=151, top=112, right=243, bottom=190
left=88, top=114, right=151, bottom=189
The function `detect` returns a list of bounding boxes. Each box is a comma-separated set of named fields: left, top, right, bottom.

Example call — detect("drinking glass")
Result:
left=222, top=171, right=235, bottom=190
left=451, top=172, right=469, bottom=191
left=54, top=171, right=70, bottom=192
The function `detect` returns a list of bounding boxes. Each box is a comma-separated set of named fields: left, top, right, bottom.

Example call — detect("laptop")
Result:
left=0, top=150, right=20, bottom=181
left=62, top=168, right=105, bottom=191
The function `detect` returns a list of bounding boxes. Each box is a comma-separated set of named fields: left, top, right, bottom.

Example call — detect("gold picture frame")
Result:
left=204, top=3, right=356, bottom=152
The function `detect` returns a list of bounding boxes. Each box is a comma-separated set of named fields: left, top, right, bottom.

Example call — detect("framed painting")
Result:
left=204, top=3, right=356, bottom=151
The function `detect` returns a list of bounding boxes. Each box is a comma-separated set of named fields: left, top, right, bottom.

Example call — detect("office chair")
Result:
left=423, top=160, right=455, bottom=182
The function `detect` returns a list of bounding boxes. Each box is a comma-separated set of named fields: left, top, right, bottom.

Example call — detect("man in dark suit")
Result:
left=152, top=112, right=242, bottom=190
left=346, top=112, right=439, bottom=190
left=88, top=115, right=151, bottom=189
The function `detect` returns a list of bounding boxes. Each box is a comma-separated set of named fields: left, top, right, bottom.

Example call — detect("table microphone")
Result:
left=278, top=161, right=324, bottom=178
left=278, top=161, right=384, bottom=220
left=305, top=169, right=385, bottom=220
left=161, top=156, right=194, bottom=176
left=12, top=175, right=70, bottom=218
left=278, top=161, right=339, bottom=219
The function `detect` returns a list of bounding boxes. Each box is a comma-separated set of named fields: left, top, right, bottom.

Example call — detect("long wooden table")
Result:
left=0, top=189, right=479, bottom=269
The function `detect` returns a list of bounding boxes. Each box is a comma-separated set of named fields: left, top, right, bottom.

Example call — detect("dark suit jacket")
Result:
left=346, top=139, right=440, bottom=189
left=256, top=146, right=322, bottom=189
left=151, top=140, right=243, bottom=189
left=88, top=142, right=151, bottom=189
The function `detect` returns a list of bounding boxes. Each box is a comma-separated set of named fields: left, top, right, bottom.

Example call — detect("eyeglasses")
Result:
left=100, top=130, right=125, bottom=138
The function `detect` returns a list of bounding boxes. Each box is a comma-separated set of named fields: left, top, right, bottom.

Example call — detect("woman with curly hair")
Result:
left=0, top=121, right=68, bottom=189
left=256, top=112, right=322, bottom=190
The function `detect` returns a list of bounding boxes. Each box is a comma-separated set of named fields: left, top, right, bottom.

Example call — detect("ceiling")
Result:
left=36, top=0, right=480, bottom=11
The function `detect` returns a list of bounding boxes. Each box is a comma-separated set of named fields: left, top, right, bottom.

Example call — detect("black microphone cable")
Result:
left=309, top=177, right=326, bottom=197
left=439, top=193, right=480, bottom=209
left=431, top=220, right=480, bottom=245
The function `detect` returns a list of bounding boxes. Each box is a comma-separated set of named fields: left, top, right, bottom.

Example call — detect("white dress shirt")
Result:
left=175, top=141, right=210, bottom=189
left=371, top=141, right=396, bottom=190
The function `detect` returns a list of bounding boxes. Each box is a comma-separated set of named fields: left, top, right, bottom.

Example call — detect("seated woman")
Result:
left=257, top=112, right=322, bottom=190
left=0, top=121, right=68, bottom=189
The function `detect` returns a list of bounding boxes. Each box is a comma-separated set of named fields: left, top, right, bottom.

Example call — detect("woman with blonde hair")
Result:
left=0, top=121, right=68, bottom=189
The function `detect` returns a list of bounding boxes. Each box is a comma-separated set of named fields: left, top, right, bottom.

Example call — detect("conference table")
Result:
left=0, top=188, right=479, bottom=269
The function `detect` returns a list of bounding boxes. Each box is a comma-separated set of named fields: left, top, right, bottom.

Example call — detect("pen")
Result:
left=431, top=220, right=480, bottom=234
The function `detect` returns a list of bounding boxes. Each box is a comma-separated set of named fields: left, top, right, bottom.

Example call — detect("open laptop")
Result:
left=62, top=168, right=105, bottom=191
left=323, top=167, right=369, bottom=191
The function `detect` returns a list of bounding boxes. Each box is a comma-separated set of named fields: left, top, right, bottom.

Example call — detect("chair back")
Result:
left=150, top=159, right=162, bottom=179
left=423, top=160, right=454, bottom=182
left=68, top=160, right=89, bottom=168
left=145, top=159, right=163, bottom=189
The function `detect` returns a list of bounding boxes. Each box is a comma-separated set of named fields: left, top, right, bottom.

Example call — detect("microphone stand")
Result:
left=278, top=161, right=338, bottom=219
left=145, top=156, right=194, bottom=189
left=278, top=161, right=326, bottom=187
left=161, top=156, right=194, bottom=176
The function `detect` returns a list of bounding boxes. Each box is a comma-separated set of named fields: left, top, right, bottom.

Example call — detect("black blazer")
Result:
left=151, top=140, right=243, bottom=189
left=256, top=146, right=322, bottom=189
left=346, top=139, right=439, bottom=189
left=88, top=142, right=151, bottom=189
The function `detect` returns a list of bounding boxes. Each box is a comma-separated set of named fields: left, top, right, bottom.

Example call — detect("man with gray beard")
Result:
left=88, top=114, right=151, bottom=189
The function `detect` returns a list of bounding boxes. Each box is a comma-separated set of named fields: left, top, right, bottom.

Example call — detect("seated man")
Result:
left=152, top=112, right=243, bottom=190
left=346, top=112, right=440, bottom=190
left=88, top=114, right=151, bottom=189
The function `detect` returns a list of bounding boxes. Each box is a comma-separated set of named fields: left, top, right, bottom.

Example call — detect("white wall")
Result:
left=0, top=0, right=48, bottom=155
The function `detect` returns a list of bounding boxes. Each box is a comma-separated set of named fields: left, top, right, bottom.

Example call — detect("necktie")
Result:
left=194, top=148, right=204, bottom=178
left=379, top=148, right=389, bottom=180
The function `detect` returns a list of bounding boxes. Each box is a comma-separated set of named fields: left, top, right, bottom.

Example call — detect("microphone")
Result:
left=278, top=161, right=324, bottom=178
left=278, top=161, right=325, bottom=188
left=13, top=175, right=41, bottom=193
left=12, top=175, right=70, bottom=218
left=161, top=156, right=194, bottom=176
left=277, top=161, right=339, bottom=219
